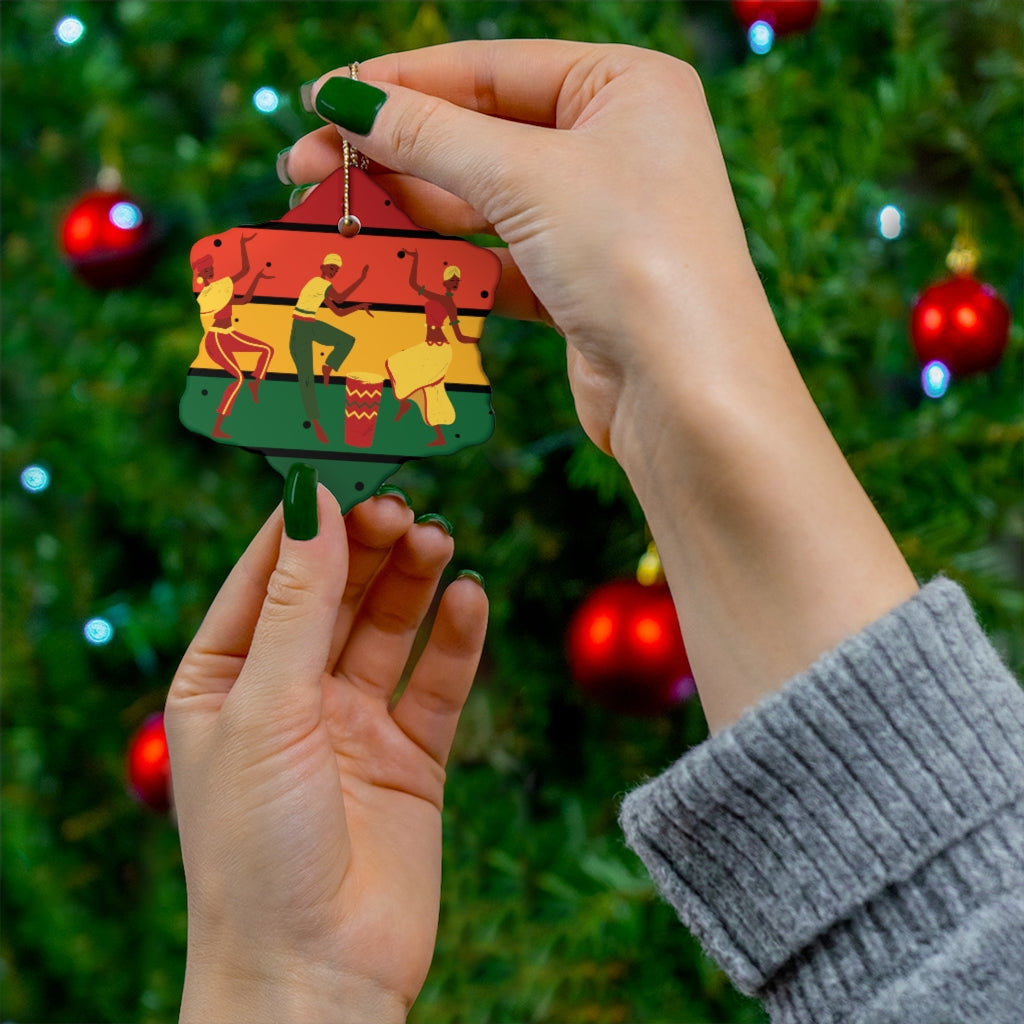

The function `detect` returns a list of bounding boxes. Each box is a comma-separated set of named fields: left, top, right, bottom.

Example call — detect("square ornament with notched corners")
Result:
left=179, top=165, right=501, bottom=511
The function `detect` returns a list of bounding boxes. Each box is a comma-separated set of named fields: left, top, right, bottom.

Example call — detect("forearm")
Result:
left=237, top=275, right=262, bottom=304
left=233, top=244, right=252, bottom=283
left=608, top=261, right=917, bottom=732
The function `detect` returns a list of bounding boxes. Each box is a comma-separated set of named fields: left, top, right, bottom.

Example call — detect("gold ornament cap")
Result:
left=946, top=218, right=980, bottom=277
left=636, top=542, right=665, bottom=586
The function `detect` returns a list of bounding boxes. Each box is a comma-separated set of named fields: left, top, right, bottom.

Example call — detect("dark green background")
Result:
left=3, top=2, right=1021, bottom=1022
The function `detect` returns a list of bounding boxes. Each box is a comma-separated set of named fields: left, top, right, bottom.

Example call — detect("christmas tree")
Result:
left=2, top=2, right=1020, bottom=1022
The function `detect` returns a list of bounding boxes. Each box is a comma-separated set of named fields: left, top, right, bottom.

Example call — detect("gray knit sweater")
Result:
left=619, top=579, right=1024, bottom=1023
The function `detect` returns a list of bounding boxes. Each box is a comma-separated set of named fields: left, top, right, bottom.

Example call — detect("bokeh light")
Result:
left=253, top=86, right=280, bottom=113
left=922, top=360, right=951, bottom=399
left=748, top=20, right=775, bottom=54
left=55, top=16, right=85, bottom=46
left=109, top=201, right=143, bottom=230
left=83, top=617, right=114, bottom=645
left=20, top=465, right=51, bottom=493
left=878, top=204, right=903, bottom=240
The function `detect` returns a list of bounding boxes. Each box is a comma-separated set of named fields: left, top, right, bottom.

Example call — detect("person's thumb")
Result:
left=309, top=73, right=540, bottom=230
left=229, top=464, right=347, bottom=730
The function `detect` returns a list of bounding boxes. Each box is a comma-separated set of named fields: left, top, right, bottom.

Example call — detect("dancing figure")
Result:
left=193, top=234, right=274, bottom=439
left=289, top=253, right=372, bottom=444
left=386, top=250, right=479, bottom=447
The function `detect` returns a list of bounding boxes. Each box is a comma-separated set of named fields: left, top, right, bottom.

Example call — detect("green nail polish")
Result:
left=374, top=483, right=411, bottom=506
left=289, top=183, right=319, bottom=210
left=314, top=76, right=387, bottom=136
left=456, top=569, right=485, bottom=590
left=275, top=147, right=293, bottom=186
left=299, top=80, right=316, bottom=113
left=284, top=463, right=319, bottom=540
left=415, top=512, right=453, bottom=536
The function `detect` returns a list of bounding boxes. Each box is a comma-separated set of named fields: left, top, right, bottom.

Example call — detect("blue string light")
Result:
left=253, top=87, right=280, bottom=113
left=109, top=201, right=143, bottom=230
left=922, top=360, right=951, bottom=399
left=20, top=465, right=51, bottom=493
left=55, top=16, right=85, bottom=46
left=83, top=617, right=115, bottom=645
left=748, top=20, right=775, bottom=55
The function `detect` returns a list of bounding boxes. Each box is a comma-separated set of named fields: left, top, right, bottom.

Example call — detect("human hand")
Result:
left=285, top=41, right=917, bottom=732
left=285, top=40, right=773, bottom=457
left=165, top=473, right=487, bottom=1022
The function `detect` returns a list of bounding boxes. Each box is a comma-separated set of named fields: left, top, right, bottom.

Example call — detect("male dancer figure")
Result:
left=289, top=254, right=372, bottom=444
left=193, top=233, right=274, bottom=439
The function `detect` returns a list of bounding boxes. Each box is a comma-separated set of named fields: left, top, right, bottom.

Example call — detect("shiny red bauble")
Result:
left=910, top=275, right=1011, bottom=378
left=126, top=712, right=172, bottom=813
left=60, top=189, right=154, bottom=288
left=732, top=0, right=820, bottom=35
left=566, top=579, right=695, bottom=715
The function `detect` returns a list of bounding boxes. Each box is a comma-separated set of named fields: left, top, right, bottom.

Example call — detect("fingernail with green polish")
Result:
left=457, top=569, right=485, bottom=590
left=374, top=483, right=411, bottom=506
left=284, top=463, right=319, bottom=540
left=415, top=512, right=453, bottom=536
left=276, top=147, right=293, bottom=186
left=300, top=79, right=317, bottom=113
left=289, top=183, right=319, bottom=210
left=314, top=76, right=387, bottom=136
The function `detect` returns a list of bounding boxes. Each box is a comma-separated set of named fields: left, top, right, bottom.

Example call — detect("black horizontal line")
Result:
left=247, top=222, right=465, bottom=241
left=194, top=296, right=493, bottom=315
left=259, top=446, right=413, bottom=464
left=187, top=369, right=329, bottom=384
left=185, top=369, right=491, bottom=394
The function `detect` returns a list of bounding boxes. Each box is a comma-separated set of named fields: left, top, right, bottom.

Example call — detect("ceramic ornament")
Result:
left=180, top=165, right=501, bottom=510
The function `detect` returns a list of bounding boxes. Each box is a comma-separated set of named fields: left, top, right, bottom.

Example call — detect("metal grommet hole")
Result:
left=338, top=215, right=361, bottom=237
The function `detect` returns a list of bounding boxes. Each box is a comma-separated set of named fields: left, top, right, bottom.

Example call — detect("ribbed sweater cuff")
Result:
left=619, top=579, right=1024, bottom=1009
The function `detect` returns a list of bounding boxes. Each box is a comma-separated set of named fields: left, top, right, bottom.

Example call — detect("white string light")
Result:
left=878, top=204, right=904, bottom=240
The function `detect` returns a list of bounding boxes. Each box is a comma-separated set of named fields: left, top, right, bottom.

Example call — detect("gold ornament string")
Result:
left=339, top=61, right=368, bottom=237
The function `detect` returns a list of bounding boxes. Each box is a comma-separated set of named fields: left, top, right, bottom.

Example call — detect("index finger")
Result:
left=354, top=39, right=592, bottom=127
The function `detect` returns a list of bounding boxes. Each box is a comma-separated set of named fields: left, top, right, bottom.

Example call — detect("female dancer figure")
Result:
left=386, top=249, right=478, bottom=447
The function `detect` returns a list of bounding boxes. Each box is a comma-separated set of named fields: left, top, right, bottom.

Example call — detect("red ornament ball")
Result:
left=732, top=0, right=820, bottom=35
left=566, top=579, right=695, bottom=715
left=60, top=189, right=154, bottom=288
left=910, top=275, right=1010, bottom=378
left=126, top=712, right=172, bottom=813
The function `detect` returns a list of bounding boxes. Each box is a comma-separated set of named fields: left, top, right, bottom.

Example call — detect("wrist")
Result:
left=180, top=949, right=407, bottom=1024
left=604, top=266, right=916, bottom=730
left=606, top=252, right=788, bottom=492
